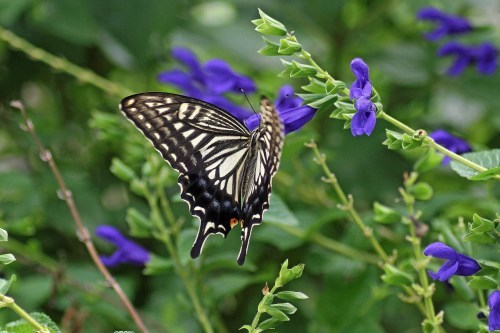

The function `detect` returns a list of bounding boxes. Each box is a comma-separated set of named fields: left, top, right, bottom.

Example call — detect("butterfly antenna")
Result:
left=240, top=88, right=258, bottom=115
left=275, top=94, right=289, bottom=110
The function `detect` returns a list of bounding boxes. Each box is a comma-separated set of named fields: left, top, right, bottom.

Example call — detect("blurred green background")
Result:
left=0, top=0, right=498, bottom=332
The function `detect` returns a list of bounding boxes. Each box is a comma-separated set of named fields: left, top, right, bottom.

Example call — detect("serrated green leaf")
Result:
left=276, top=291, right=309, bottom=301
left=3, top=312, right=60, bottom=333
left=450, top=149, right=500, bottom=180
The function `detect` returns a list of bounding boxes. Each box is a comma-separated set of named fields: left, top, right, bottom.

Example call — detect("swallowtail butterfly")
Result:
left=120, top=92, right=284, bottom=265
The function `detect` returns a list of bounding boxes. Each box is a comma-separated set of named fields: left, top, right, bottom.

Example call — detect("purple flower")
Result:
left=350, top=58, right=372, bottom=100
left=244, top=85, right=317, bottom=134
left=423, top=242, right=481, bottom=281
left=95, top=225, right=150, bottom=267
left=488, top=291, right=500, bottom=331
left=158, top=47, right=255, bottom=120
left=438, top=42, right=498, bottom=76
left=429, top=129, right=471, bottom=164
left=417, top=7, right=472, bottom=41
left=349, top=58, right=376, bottom=136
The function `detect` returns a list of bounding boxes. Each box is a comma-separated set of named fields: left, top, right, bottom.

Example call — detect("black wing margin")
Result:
left=237, top=98, right=284, bottom=265
left=120, top=92, right=251, bottom=259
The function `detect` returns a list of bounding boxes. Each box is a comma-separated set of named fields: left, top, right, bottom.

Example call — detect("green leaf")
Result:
left=325, top=78, right=345, bottom=94
left=276, top=291, right=309, bottom=301
left=373, top=202, right=401, bottom=224
left=469, top=166, right=500, bottom=180
left=2, top=312, right=60, bottom=333
left=414, top=148, right=443, bottom=172
left=463, top=232, right=495, bottom=244
left=474, top=264, right=499, bottom=277
left=264, top=195, right=299, bottom=226
left=0, top=254, right=15, bottom=265
left=383, top=130, right=405, bottom=150
left=126, top=208, right=153, bottom=238
left=143, top=254, right=173, bottom=275
left=443, top=302, right=480, bottom=330
left=252, top=9, right=287, bottom=36
left=177, top=228, right=197, bottom=265
left=257, top=318, right=282, bottom=330
left=265, top=305, right=289, bottom=321
left=0, top=275, right=16, bottom=294
left=467, top=276, right=497, bottom=290
left=278, top=38, right=302, bottom=55
left=401, top=133, right=423, bottom=150
left=470, top=214, right=495, bottom=233
left=269, top=303, right=297, bottom=314
left=110, top=157, right=137, bottom=182
left=279, top=60, right=317, bottom=78
left=408, top=182, right=433, bottom=201
left=239, top=325, right=253, bottom=332
left=301, top=78, right=326, bottom=94
left=0, top=0, right=33, bottom=25
left=258, top=37, right=280, bottom=56
left=0, top=228, right=7, bottom=242
left=450, top=149, right=500, bottom=180
left=381, top=264, right=413, bottom=286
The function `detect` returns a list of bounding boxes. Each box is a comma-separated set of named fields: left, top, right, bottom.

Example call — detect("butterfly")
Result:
left=120, top=92, right=284, bottom=265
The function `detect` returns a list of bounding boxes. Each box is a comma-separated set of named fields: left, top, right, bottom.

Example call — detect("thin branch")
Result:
left=10, top=100, right=149, bottom=333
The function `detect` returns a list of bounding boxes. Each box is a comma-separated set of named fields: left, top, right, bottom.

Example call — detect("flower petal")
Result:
left=488, top=291, right=500, bottom=331
left=171, top=47, right=204, bottom=80
left=280, top=105, right=317, bottom=134
left=455, top=253, right=481, bottom=276
left=275, top=85, right=302, bottom=110
left=351, top=109, right=376, bottom=136
left=423, top=242, right=457, bottom=260
left=433, top=259, right=459, bottom=281
left=95, top=225, right=127, bottom=244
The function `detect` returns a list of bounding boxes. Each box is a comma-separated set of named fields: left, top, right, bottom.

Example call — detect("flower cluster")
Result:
left=95, top=225, right=150, bottom=267
left=417, top=7, right=498, bottom=76
left=423, top=242, right=481, bottom=281
left=349, top=58, right=376, bottom=136
left=429, top=129, right=471, bottom=164
left=158, top=47, right=316, bottom=134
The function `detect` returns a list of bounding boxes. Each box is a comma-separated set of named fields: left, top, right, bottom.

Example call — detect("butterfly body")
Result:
left=120, top=92, right=283, bottom=265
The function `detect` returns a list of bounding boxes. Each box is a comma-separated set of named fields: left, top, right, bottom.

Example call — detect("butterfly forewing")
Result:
left=120, top=92, right=283, bottom=265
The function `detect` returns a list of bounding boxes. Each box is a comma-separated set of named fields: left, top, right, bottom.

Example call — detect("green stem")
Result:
left=250, top=284, right=279, bottom=330
left=0, top=26, right=133, bottom=97
left=307, top=141, right=390, bottom=263
left=0, top=294, right=50, bottom=333
left=377, top=111, right=415, bottom=134
left=274, top=224, right=379, bottom=265
left=146, top=189, right=215, bottom=333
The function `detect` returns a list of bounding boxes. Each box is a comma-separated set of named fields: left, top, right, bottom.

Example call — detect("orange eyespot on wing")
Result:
left=230, top=218, right=238, bottom=228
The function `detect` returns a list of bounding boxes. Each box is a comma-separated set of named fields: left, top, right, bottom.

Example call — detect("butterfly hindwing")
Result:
left=120, top=92, right=284, bottom=265
left=237, top=98, right=284, bottom=265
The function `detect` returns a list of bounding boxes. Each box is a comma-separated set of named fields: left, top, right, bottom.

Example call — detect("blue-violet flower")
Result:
left=438, top=42, right=498, bottom=76
left=349, top=58, right=376, bottom=136
left=244, top=85, right=316, bottom=134
left=95, top=225, right=150, bottom=267
left=429, top=129, right=471, bottom=164
left=158, top=47, right=255, bottom=120
left=423, top=242, right=481, bottom=281
left=488, top=291, right=500, bottom=331
left=417, top=7, right=472, bottom=41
